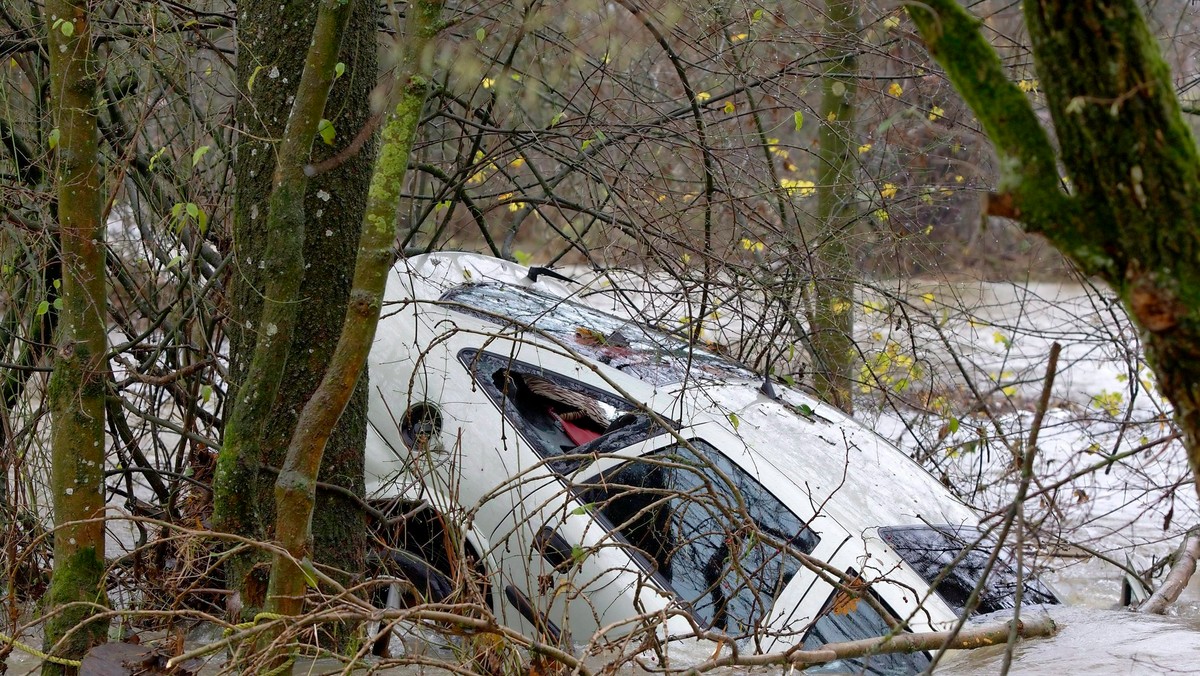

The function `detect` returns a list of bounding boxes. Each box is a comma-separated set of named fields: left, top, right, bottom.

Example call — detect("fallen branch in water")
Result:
left=683, top=616, right=1058, bottom=672
left=1139, top=529, right=1200, bottom=615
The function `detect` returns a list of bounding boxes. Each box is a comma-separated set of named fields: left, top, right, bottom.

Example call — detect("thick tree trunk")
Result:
left=42, top=1, right=109, bottom=671
left=215, top=0, right=364, bottom=613
left=266, top=0, right=445, bottom=618
left=909, top=0, right=1200, bottom=501
left=810, top=0, right=859, bottom=414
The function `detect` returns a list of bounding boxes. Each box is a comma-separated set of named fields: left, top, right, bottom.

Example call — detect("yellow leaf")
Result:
left=882, top=15, right=901, bottom=29
left=826, top=110, right=836, bottom=122
left=510, top=157, right=525, bottom=168
left=928, top=104, right=945, bottom=120
left=858, top=143, right=872, bottom=154
left=887, top=82, right=903, bottom=97
left=881, top=183, right=898, bottom=199
left=731, top=33, right=748, bottom=43
left=723, top=100, right=736, bottom=114
left=780, top=178, right=816, bottom=196
left=874, top=208, right=889, bottom=221
left=482, top=77, right=495, bottom=89
left=696, top=91, right=712, bottom=102
left=920, top=292, right=935, bottom=306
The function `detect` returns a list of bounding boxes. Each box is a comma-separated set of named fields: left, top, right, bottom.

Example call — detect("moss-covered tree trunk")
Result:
left=42, top=1, right=110, bottom=670
left=811, top=0, right=859, bottom=414
left=267, top=0, right=444, bottom=618
left=909, top=0, right=1200, bottom=500
left=216, top=0, right=373, bottom=612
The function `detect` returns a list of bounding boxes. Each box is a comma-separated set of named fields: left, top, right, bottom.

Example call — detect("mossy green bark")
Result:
left=214, top=0, right=360, bottom=614
left=910, top=0, right=1200, bottom=500
left=43, top=0, right=110, bottom=671
left=810, top=0, right=858, bottom=414
left=266, top=0, right=445, bottom=618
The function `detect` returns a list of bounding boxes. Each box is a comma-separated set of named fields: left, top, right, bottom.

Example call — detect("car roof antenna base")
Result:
left=526, top=266, right=577, bottom=284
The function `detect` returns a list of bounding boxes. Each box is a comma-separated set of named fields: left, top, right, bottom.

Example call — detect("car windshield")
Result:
left=878, top=525, right=1058, bottom=616
left=576, top=440, right=819, bottom=636
left=801, top=569, right=932, bottom=674
left=442, top=283, right=754, bottom=386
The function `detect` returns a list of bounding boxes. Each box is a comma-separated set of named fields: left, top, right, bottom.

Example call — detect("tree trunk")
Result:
left=267, top=0, right=445, bottom=618
left=810, top=0, right=859, bottom=414
left=42, top=1, right=109, bottom=671
left=909, top=0, right=1200, bottom=501
left=214, top=0, right=364, bottom=614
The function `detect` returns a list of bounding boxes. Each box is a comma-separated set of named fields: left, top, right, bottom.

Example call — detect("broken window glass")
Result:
left=801, top=569, right=932, bottom=674
left=443, top=283, right=754, bottom=386
left=878, top=525, right=1058, bottom=616
left=577, top=439, right=819, bottom=637
left=459, top=349, right=671, bottom=472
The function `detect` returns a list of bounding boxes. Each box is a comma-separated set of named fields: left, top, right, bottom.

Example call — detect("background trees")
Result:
left=0, top=0, right=1198, bottom=671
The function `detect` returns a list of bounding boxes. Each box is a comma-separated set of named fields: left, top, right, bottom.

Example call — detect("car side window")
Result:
left=458, top=349, right=669, bottom=472
left=577, top=439, right=820, bottom=637
left=801, top=569, right=932, bottom=674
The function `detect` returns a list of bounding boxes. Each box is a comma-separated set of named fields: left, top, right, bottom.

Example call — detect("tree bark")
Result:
left=909, top=0, right=1200, bottom=504
left=810, top=0, right=859, bottom=414
left=1139, top=529, right=1199, bottom=614
left=213, top=0, right=357, bottom=613
left=266, top=0, right=445, bottom=618
left=42, top=1, right=109, bottom=671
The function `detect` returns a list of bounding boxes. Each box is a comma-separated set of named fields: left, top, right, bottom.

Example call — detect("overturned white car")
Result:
left=363, top=253, right=1056, bottom=671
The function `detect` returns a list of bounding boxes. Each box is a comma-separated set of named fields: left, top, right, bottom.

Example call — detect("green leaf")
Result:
left=53, top=298, right=62, bottom=311
left=247, top=64, right=265, bottom=93
left=793, top=110, right=804, bottom=131
left=751, top=8, right=764, bottom=23
left=59, top=20, right=74, bottom=37
left=728, top=412, right=740, bottom=430
left=300, top=558, right=319, bottom=589
left=570, top=545, right=588, bottom=564
left=148, top=147, right=166, bottom=171
left=191, top=145, right=210, bottom=167
left=36, top=300, right=49, bottom=316
left=53, top=278, right=61, bottom=290
left=334, top=61, right=345, bottom=79
left=201, top=385, right=212, bottom=403
left=185, top=202, right=199, bottom=218
left=475, top=27, right=486, bottom=42
left=196, top=209, right=208, bottom=233
left=570, top=503, right=593, bottom=516
left=317, top=118, right=335, bottom=146
left=581, top=138, right=593, bottom=151
left=948, top=417, right=960, bottom=434
left=48, top=128, right=60, bottom=150
left=798, top=403, right=814, bottom=416
left=550, top=111, right=565, bottom=126
left=171, top=202, right=184, bottom=219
